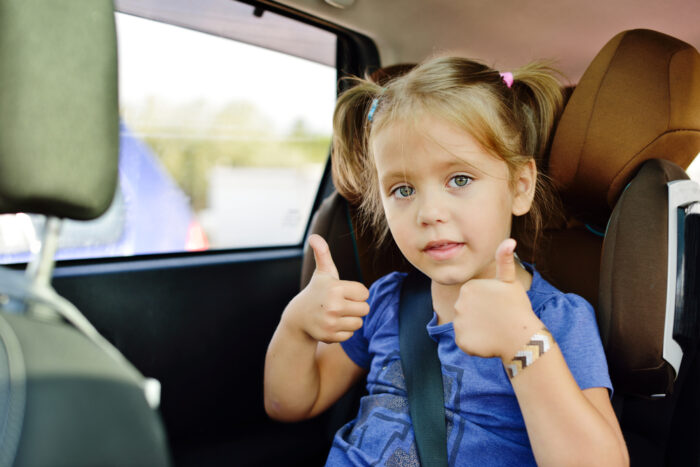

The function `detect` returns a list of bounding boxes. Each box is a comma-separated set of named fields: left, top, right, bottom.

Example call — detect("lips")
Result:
left=422, top=240, right=464, bottom=260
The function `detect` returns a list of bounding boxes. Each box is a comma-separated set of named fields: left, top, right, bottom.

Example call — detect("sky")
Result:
left=115, top=13, right=337, bottom=135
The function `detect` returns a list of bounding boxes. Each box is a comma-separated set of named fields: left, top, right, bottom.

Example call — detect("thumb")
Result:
left=495, top=238, right=517, bottom=283
left=308, top=234, right=339, bottom=279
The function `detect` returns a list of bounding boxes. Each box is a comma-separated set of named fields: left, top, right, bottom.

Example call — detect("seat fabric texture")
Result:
left=536, top=29, right=700, bottom=397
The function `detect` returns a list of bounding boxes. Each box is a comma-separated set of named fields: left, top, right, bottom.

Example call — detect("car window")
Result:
left=0, top=6, right=336, bottom=263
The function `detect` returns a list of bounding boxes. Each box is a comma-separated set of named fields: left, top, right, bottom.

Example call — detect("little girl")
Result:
left=264, top=57, right=628, bottom=466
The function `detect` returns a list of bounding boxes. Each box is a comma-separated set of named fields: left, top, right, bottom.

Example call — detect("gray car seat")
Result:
left=304, top=29, right=700, bottom=464
left=0, top=1, right=170, bottom=465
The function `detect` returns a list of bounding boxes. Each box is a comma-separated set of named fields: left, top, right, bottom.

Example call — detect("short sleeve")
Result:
left=538, top=294, right=613, bottom=394
left=341, top=319, right=371, bottom=370
left=341, top=272, right=405, bottom=370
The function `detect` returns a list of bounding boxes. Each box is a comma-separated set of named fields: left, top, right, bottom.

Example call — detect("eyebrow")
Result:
left=379, top=170, right=410, bottom=190
left=379, top=157, right=482, bottom=187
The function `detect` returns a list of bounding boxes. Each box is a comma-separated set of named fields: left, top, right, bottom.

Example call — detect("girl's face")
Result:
left=372, top=115, right=535, bottom=287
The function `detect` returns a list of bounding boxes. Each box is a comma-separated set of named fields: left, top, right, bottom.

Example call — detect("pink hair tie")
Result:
left=499, top=72, right=514, bottom=88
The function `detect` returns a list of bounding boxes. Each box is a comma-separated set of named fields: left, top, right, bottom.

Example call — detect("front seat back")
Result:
left=0, top=1, right=170, bottom=465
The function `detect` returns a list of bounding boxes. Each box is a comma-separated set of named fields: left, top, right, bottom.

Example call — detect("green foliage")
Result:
left=121, top=98, right=330, bottom=211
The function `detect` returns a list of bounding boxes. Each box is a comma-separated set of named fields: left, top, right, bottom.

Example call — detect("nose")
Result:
left=416, top=189, right=448, bottom=226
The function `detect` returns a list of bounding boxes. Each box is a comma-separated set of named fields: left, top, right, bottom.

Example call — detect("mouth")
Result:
left=422, top=240, right=464, bottom=260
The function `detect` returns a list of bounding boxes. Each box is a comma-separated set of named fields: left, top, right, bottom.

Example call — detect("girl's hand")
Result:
left=282, top=234, right=370, bottom=344
left=453, top=239, right=543, bottom=361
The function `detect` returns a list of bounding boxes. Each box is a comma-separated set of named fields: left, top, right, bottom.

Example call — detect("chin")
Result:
left=422, top=267, right=471, bottom=286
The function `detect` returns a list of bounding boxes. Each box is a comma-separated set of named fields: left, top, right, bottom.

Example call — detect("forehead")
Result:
left=371, top=115, right=506, bottom=177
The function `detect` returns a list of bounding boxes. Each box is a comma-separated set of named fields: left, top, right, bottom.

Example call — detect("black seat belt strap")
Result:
left=399, top=270, right=448, bottom=467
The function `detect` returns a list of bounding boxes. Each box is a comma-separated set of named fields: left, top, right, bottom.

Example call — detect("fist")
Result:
left=452, top=239, right=541, bottom=360
left=285, top=234, right=370, bottom=343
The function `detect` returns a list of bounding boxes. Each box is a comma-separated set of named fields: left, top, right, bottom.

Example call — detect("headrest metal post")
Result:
left=25, top=216, right=61, bottom=288
left=24, top=216, right=62, bottom=319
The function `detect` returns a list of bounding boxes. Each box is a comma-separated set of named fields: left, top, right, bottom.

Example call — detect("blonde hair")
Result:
left=332, top=57, right=565, bottom=255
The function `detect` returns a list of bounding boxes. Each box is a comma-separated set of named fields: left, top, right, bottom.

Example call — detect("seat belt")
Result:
left=399, top=270, right=448, bottom=466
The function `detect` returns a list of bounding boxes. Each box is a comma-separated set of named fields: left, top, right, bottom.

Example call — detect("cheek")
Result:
left=463, top=190, right=513, bottom=235
left=380, top=196, right=402, bottom=226
left=379, top=197, right=394, bottom=226
left=384, top=209, right=407, bottom=241
left=382, top=204, right=414, bottom=248
left=380, top=199, right=400, bottom=233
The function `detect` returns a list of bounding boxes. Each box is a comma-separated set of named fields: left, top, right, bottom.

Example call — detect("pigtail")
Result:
left=509, top=62, right=565, bottom=160
left=331, top=79, right=383, bottom=205
left=508, top=63, right=567, bottom=260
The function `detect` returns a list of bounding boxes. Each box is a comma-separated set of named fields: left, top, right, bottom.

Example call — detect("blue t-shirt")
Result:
left=326, top=268, right=612, bottom=466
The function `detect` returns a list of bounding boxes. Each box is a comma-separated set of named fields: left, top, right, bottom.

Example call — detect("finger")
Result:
left=495, top=238, right=517, bottom=283
left=336, top=316, right=365, bottom=332
left=309, top=234, right=339, bottom=279
left=338, top=280, right=370, bottom=302
left=336, top=300, right=370, bottom=317
left=328, top=331, right=354, bottom=343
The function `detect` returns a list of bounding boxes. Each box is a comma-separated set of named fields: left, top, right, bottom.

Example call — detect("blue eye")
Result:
left=392, top=185, right=414, bottom=198
left=449, top=175, right=472, bottom=188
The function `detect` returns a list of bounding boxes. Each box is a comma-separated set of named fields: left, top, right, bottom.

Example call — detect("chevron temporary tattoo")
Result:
left=505, top=328, right=554, bottom=379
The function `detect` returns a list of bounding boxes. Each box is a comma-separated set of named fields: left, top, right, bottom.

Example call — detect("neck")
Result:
left=430, top=261, right=533, bottom=325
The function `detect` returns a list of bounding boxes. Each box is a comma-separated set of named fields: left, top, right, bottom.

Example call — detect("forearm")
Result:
left=264, top=306, right=322, bottom=422
left=509, top=346, right=629, bottom=466
left=264, top=239, right=370, bottom=422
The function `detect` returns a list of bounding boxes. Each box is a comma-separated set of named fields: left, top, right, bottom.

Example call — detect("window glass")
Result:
left=0, top=9, right=336, bottom=263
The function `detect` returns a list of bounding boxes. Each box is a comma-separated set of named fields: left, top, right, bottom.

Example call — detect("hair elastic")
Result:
left=367, top=97, right=379, bottom=122
left=499, top=72, right=514, bottom=88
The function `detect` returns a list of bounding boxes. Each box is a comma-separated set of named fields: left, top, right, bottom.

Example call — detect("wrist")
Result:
left=498, top=314, right=545, bottom=362
left=280, top=295, right=318, bottom=345
left=501, top=325, right=555, bottom=379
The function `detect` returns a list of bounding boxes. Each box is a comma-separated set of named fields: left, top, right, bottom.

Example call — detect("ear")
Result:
left=511, top=159, right=537, bottom=216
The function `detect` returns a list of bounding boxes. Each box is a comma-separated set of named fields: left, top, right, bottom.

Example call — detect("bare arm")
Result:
left=264, top=234, right=369, bottom=421
left=510, top=346, right=629, bottom=466
left=454, top=239, right=628, bottom=466
left=265, top=335, right=365, bottom=420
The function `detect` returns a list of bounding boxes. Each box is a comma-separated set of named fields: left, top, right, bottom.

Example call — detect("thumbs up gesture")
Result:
left=283, top=234, right=370, bottom=344
left=453, top=239, right=543, bottom=360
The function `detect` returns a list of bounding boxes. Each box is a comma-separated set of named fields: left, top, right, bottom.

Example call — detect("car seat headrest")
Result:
left=548, top=29, right=700, bottom=228
left=0, top=0, right=119, bottom=221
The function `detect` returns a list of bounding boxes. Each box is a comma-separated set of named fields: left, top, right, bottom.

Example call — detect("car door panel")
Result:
left=52, top=250, right=330, bottom=465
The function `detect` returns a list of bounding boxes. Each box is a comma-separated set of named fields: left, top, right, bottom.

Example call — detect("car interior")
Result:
left=0, top=0, right=698, bottom=466
left=0, top=1, right=169, bottom=465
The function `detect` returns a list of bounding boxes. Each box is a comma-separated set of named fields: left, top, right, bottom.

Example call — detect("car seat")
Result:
left=0, top=1, right=170, bottom=465
left=303, top=29, right=700, bottom=465
left=542, top=28, right=700, bottom=465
